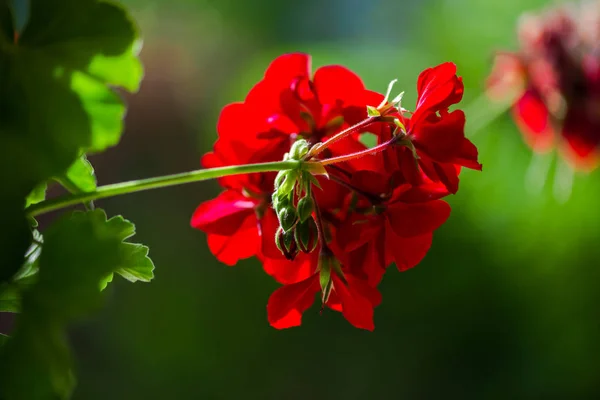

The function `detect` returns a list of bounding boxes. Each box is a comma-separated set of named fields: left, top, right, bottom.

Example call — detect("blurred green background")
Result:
left=40, top=0, right=600, bottom=398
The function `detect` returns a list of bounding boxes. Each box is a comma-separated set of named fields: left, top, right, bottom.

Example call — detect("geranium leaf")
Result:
left=25, top=182, right=47, bottom=208
left=57, top=155, right=97, bottom=194
left=0, top=209, right=154, bottom=399
left=0, top=230, right=42, bottom=313
left=0, top=0, right=142, bottom=283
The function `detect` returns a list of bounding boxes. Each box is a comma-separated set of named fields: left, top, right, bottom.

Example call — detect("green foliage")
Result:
left=0, top=230, right=41, bottom=313
left=0, top=0, right=142, bottom=283
left=0, top=209, right=154, bottom=400
left=58, top=155, right=97, bottom=194
left=0, top=1, right=151, bottom=398
left=25, top=183, right=47, bottom=208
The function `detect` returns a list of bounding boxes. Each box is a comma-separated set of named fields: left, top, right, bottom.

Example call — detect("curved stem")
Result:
left=320, top=136, right=397, bottom=166
left=307, top=116, right=378, bottom=159
left=26, top=160, right=300, bottom=217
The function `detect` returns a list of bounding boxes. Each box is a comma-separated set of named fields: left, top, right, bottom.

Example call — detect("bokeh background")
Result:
left=30, top=0, right=600, bottom=398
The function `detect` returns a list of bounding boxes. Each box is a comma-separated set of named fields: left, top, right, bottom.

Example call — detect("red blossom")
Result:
left=191, top=53, right=480, bottom=330
left=487, top=2, right=600, bottom=171
left=267, top=258, right=382, bottom=331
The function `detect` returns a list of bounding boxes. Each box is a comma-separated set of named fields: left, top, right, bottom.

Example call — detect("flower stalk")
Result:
left=26, top=160, right=301, bottom=218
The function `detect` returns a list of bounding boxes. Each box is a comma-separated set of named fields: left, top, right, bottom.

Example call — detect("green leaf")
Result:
left=57, top=154, right=97, bottom=194
left=0, top=209, right=154, bottom=399
left=0, top=231, right=42, bottom=313
left=0, top=284, right=20, bottom=313
left=115, top=243, right=155, bottom=283
left=0, top=0, right=142, bottom=283
left=25, top=182, right=47, bottom=208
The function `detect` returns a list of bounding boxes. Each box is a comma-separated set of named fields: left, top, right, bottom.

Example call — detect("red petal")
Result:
left=312, top=174, right=349, bottom=211
left=343, top=90, right=385, bottom=125
left=433, top=161, right=461, bottom=194
left=414, top=63, right=463, bottom=122
left=206, top=217, right=260, bottom=266
left=350, top=170, right=391, bottom=196
left=267, top=274, right=319, bottom=329
left=512, top=90, right=554, bottom=152
left=385, top=200, right=451, bottom=237
left=245, top=79, right=284, bottom=115
left=264, top=53, right=311, bottom=83
left=560, top=107, right=600, bottom=170
left=262, top=251, right=317, bottom=284
left=343, top=243, right=386, bottom=286
left=327, top=136, right=383, bottom=173
left=454, top=138, right=483, bottom=170
left=191, top=190, right=256, bottom=236
left=331, top=273, right=378, bottom=331
left=217, top=103, right=247, bottom=141
left=313, top=65, right=366, bottom=106
left=336, top=214, right=382, bottom=252
left=397, top=181, right=451, bottom=203
left=259, top=209, right=283, bottom=260
left=384, top=223, right=433, bottom=271
left=412, top=110, right=466, bottom=163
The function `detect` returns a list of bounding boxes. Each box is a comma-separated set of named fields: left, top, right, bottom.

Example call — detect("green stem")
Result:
left=26, top=160, right=301, bottom=217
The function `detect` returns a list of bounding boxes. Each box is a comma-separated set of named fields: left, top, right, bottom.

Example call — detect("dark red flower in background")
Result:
left=487, top=2, right=600, bottom=171
left=192, top=53, right=480, bottom=330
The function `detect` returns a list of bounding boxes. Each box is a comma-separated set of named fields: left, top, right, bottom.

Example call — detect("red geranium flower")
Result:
left=267, top=251, right=382, bottom=330
left=336, top=169, right=451, bottom=285
left=348, top=63, right=482, bottom=193
left=487, top=2, right=600, bottom=171
left=191, top=53, right=480, bottom=330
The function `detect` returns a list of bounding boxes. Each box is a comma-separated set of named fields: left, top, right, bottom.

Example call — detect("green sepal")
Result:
left=319, top=258, right=333, bottom=304
left=290, top=139, right=309, bottom=160
left=366, top=105, right=381, bottom=117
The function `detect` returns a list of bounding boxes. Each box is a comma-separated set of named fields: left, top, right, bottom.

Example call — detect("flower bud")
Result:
left=318, top=254, right=334, bottom=304
left=275, top=226, right=298, bottom=261
left=294, top=217, right=318, bottom=254
left=277, top=206, right=297, bottom=233
left=296, top=196, right=314, bottom=222
left=276, top=171, right=298, bottom=198
left=290, top=139, right=310, bottom=160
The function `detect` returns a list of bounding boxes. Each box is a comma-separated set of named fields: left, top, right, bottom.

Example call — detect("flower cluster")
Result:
left=192, top=53, right=481, bottom=330
left=487, top=1, right=600, bottom=171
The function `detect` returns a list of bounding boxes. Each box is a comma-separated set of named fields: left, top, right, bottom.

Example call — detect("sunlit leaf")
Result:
left=0, top=0, right=142, bottom=283
left=0, top=209, right=154, bottom=399
left=57, top=155, right=97, bottom=194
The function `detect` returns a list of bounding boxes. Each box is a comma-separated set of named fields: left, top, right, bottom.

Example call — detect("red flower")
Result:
left=191, top=189, right=280, bottom=266
left=350, top=63, right=481, bottom=193
left=487, top=2, right=600, bottom=171
left=336, top=170, right=451, bottom=285
left=191, top=53, right=480, bottom=330
left=267, top=261, right=381, bottom=331
left=401, top=63, right=482, bottom=193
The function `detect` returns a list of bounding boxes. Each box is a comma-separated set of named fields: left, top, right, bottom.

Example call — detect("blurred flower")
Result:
left=488, top=1, right=600, bottom=171
left=192, top=53, right=480, bottom=330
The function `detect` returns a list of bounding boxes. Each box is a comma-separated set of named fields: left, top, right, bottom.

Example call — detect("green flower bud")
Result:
left=294, top=217, right=318, bottom=254
left=296, top=196, right=315, bottom=222
left=290, top=139, right=310, bottom=160
left=275, top=226, right=298, bottom=261
left=277, top=206, right=297, bottom=233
